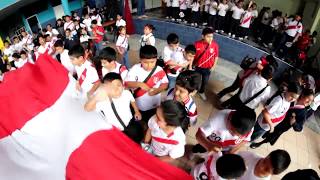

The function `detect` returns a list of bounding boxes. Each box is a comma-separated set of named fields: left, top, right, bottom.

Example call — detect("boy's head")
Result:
left=46, top=24, right=52, bottom=31
left=91, top=20, right=98, bottom=27
left=4, top=40, right=10, bottom=48
left=184, top=44, right=196, bottom=62
left=54, top=40, right=65, bottom=54
left=166, top=33, right=180, bottom=50
left=216, top=154, right=246, bottom=179
left=298, top=88, right=314, bottom=107
left=140, top=45, right=157, bottom=71
left=65, top=29, right=71, bottom=37
left=229, top=107, right=256, bottom=136
left=175, top=70, right=201, bottom=102
left=295, top=14, right=302, bottom=21
left=13, top=37, right=19, bottom=44
left=257, top=149, right=291, bottom=175
left=38, top=35, right=46, bottom=45
left=102, top=72, right=123, bottom=98
left=202, top=27, right=214, bottom=44
left=261, top=65, right=274, bottom=81
left=21, top=30, right=27, bottom=37
left=284, top=82, right=302, bottom=102
left=312, top=31, right=317, bottom=37
left=118, top=26, right=126, bottom=35
left=20, top=50, right=27, bottom=59
left=116, top=14, right=122, bottom=20
left=237, top=0, right=244, bottom=8
left=65, top=15, right=71, bottom=22
left=68, top=45, right=85, bottom=66
left=98, top=47, right=117, bottom=69
left=12, top=53, right=20, bottom=61
left=144, top=24, right=155, bottom=35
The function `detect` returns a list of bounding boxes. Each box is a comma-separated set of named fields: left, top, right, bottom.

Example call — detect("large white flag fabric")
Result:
left=0, top=54, right=192, bottom=180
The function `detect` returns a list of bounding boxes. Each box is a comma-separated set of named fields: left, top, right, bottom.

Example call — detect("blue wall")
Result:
left=133, top=19, right=293, bottom=80
left=0, top=0, right=17, bottom=10
left=37, top=3, right=55, bottom=25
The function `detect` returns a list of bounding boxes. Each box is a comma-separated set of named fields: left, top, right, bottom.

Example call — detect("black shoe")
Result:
left=250, top=143, right=261, bottom=149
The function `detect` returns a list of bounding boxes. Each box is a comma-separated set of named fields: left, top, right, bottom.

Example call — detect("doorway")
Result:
left=26, top=15, right=42, bottom=33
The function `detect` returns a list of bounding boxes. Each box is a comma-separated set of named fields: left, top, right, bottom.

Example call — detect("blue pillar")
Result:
left=61, top=0, right=71, bottom=15
left=21, top=14, right=31, bottom=33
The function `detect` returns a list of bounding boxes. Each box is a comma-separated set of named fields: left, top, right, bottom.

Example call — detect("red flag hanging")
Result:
left=124, top=0, right=135, bottom=34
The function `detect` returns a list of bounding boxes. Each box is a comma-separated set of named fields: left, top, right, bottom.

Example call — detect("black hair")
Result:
left=230, top=107, right=256, bottom=135
left=65, top=28, right=71, bottom=32
left=312, top=31, right=318, bottom=36
left=68, top=44, right=85, bottom=58
left=91, top=20, right=98, bottom=25
left=261, top=65, right=274, bottom=80
left=20, top=50, right=27, bottom=55
left=13, top=36, right=18, bottom=40
left=265, top=55, right=278, bottom=69
left=139, top=45, right=157, bottom=59
left=282, top=169, right=320, bottom=180
left=216, top=154, right=246, bottom=179
left=117, top=13, right=123, bottom=17
left=166, top=33, right=179, bottom=45
left=54, top=39, right=64, bottom=48
left=299, top=88, right=314, bottom=99
left=268, top=149, right=291, bottom=175
left=102, top=72, right=123, bottom=83
left=144, top=24, right=155, bottom=31
left=202, top=27, right=214, bottom=36
left=98, top=47, right=117, bottom=62
left=12, top=53, right=20, bottom=59
left=46, top=24, right=52, bottom=27
left=4, top=40, right=10, bottom=44
left=161, top=100, right=190, bottom=132
left=184, top=44, right=196, bottom=55
left=118, top=26, right=126, bottom=33
left=286, top=82, right=302, bottom=95
left=176, top=70, right=201, bottom=93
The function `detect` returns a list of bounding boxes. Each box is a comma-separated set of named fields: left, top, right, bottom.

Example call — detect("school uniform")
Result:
left=208, top=1, right=218, bottom=28
left=191, top=152, right=225, bottom=180
left=45, top=29, right=59, bottom=37
left=251, top=94, right=291, bottom=141
left=82, top=18, right=92, bottom=32
left=198, top=109, right=253, bottom=152
left=92, top=25, right=104, bottom=53
left=191, top=2, right=200, bottom=25
left=80, top=34, right=90, bottom=44
left=75, top=23, right=86, bottom=32
left=238, top=11, right=253, bottom=38
left=64, top=21, right=75, bottom=31
left=125, top=64, right=168, bottom=120
left=140, top=33, right=155, bottom=47
left=59, top=49, right=75, bottom=74
left=101, top=62, right=128, bottom=81
left=35, top=42, right=50, bottom=59
left=171, top=0, right=180, bottom=20
left=216, top=3, right=228, bottom=31
left=202, top=0, right=210, bottom=25
left=96, top=90, right=135, bottom=131
left=12, top=42, right=24, bottom=53
left=186, top=0, right=193, bottom=22
left=21, top=34, right=34, bottom=51
left=194, top=39, right=219, bottom=93
left=3, top=46, right=14, bottom=62
left=116, top=19, right=126, bottom=28
left=14, top=59, right=28, bottom=69
left=91, top=14, right=102, bottom=26
left=74, top=60, right=99, bottom=98
left=116, top=34, right=130, bottom=68
left=238, top=151, right=271, bottom=180
left=179, top=0, right=188, bottom=21
left=166, top=88, right=198, bottom=125
left=148, top=115, right=186, bottom=159
left=229, top=6, right=244, bottom=35
left=164, top=0, right=173, bottom=18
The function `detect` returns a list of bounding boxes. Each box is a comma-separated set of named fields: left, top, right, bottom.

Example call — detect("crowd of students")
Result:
left=0, top=3, right=319, bottom=180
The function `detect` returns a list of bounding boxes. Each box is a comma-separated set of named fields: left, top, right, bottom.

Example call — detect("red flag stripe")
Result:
left=152, top=136, right=179, bottom=145
left=134, top=70, right=167, bottom=98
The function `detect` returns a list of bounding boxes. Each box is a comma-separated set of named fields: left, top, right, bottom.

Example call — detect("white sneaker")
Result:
left=202, top=22, right=208, bottom=26
left=239, top=37, right=244, bottom=41
left=263, top=43, right=268, bottom=48
left=191, top=23, right=194, bottom=26
left=166, top=16, right=169, bottom=19
left=194, top=23, right=198, bottom=27
left=215, top=30, right=219, bottom=33
left=220, top=30, right=224, bottom=33
left=183, top=20, right=188, bottom=24
left=172, top=18, right=175, bottom=21
left=244, top=36, right=248, bottom=39
left=228, top=33, right=231, bottom=37
left=199, top=93, right=207, bottom=101
left=232, top=34, right=236, bottom=38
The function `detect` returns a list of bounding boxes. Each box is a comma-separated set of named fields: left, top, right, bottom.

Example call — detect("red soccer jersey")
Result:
left=194, top=40, right=219, bottom=69
left=92, top=26, right=104, bottom=43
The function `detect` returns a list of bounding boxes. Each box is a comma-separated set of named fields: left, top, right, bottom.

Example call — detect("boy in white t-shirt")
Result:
left=97, top=47, right=128, bottom=80
left=238, top=1, right=255, bottom=40
left=116, top=26, right=130, bottom=68
left=208, top=0, right=218, bottom=28
left=125, top=45, right=168, bottom=123
left=82, top=13, right=92, bottom=33
left=192, top=153, right=246, bottom=180
left=228, top=1, right=245, bottom=38
left=64, top=15, right=75, bottom=32
left=192, top=107, right=256, bottom=156
left=216, top=0, right=229, bottom=33
left=54, top=40, right=75, bottom=74
left=171, top=0, right=180, bottom=21
left=179, top=0, right=188, bottom=23
left=84, top=72, right=143, bottom=143
left=238, top=150, right=291, bottom=180
left=115, top=14, right=126, bottom=28
left=69, top=45, right=100, bottom=99
left=163, top=0, right=173, bottom=19
left=140, top=24, right=156, bottom=47
left=190, top=0, right=200, bottom=27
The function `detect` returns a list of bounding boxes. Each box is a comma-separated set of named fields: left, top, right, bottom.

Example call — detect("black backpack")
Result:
left=240, top=55, right=256, bottom=70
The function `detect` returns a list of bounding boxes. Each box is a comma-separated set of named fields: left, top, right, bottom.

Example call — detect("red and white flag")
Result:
left=0, top=54, right=192, bottom=180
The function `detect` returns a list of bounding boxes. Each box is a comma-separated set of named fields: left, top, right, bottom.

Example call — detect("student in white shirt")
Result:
left=192, top=107, right=256, bottom=156
left=97, top=47, right=128, bottom=80
left=54, top=40, right=75, bottom=74
left=171, top=0, right=180, bottom=21
left=179, top=0, right=188, bottom=23
left=192, top=153, right=246, bottom=180
left=143, top=100, right=189, bottom=164
left=35, top=35, right=50, bottom=59
left=115, top=14, right=126, bottom=28
left=46, top=24, right=59, bottom=37
left=64, top=15, right=75, bottom=32
left=116, top=26, right=130, bottom=68
left=238, top=150, right=291, bottom=180
left=216, top=0, right=229, bottom=33
left=228, top=1, right=245, bottom=38
left=91, top=11, right=102, bottom=26
left=69, top=45, right=100, bottom=99
left=19, top=50, right=34, bottom=64
left=140, top=24, right=156, bottom=47
left=82, top=14, right=92, bottom=33
left=208, top=0, right=218, bottom=28
left=250, top=82, right=301, bottom=142
left=262, top=11, right=283, bottom=47
left=201, top=0, right=210, bottom=26
left=238, top=1, right=255, bottom=40
left=12, top=37, right=23, bottom=53
left=3, top=41, right=14, bottom=63
left=125, top=45, right=169, bottom=123
left=84, top=72, right=143, bottom=143
left=74, top=20, right=86, bottom=32
left=190, top=0, right=200, bottom=27
left=163, top=0, right=173, bottom=19
left=21, top=30, right=34, bottom=52
left=79, top=28, right=91, bottom=46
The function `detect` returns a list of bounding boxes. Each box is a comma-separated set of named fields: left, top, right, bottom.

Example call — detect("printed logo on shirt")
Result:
left=197, top=172, right=209, bottom=180
left=208, top=132, right=221, bottom=142
left=153, top=77, right=159, bottom=84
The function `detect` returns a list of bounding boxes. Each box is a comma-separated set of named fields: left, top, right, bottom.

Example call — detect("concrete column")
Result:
left=61, top=0, right=71, bottom=15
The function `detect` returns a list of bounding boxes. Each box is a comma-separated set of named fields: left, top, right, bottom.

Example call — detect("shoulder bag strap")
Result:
left=109, top=97, right=126, bottom=129
left=243, top=84, right=269, bottom=105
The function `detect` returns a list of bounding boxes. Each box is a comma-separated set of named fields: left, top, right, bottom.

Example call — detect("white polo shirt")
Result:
left=257, top=95, right=291, bottom=131
left=286, top=18, right=303, bottom=37
left=35, top=42, right=50, bottom=59
left=21, top=34, right=34, bottom=51
left=3, top=46, right=14, bottom=62
left=209, top=1, right=218, bottom=15
left=172, top=0, right=180, bottom=7
left=231, top=6, right=245, bottom=20
left=163, top=45, right=187, bottom=76
left=75, top=60, right=99, bottom=95
left=164, top=0, right=172, bottom=7
left=191, top=2, right=200, bottom=12
left=238, top=151, right=271, bottom=180
left=140, top=33, right=156, bottom=47
left=60, top=49, right=75, bottom=74
left=179, top=0, right=187, bottom=10
left=46, top=29, right=59, bottom=37
left=239, top=74, right=271, bottom=110
left=125, top=64, right=168, bottom=111
left=148, top=115, right=186, bottom=159
left=200, top=109, right=253, bottom=151
left=240, top=11, right=253, bottom=28
left=310, top=93, right=320, bottom=111
left=82, top=18, right=92, bottom=31
left=64, top=21, right=75, bottom=31
left=218, top=3, right=229, bottom=16
left=13, top=42, right=23, bottom=53
left=14, top=59, right=28, bottom=68
left=191, top=152, right=225, bottom=180
left=116, top=35, right=129, bottom=50
left=116, top=19, right=126, bottom=27
left=96, top=90, right=134, bottom=131
left=101, top=62, right=128, bottom=80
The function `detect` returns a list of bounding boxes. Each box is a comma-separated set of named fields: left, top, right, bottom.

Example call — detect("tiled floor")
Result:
left=108, top=34, right=320, bottom=179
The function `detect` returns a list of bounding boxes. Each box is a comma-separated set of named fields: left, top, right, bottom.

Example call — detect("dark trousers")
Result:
left=251, top=122, right=267, bottom=142
left=141, top=108, right=157, bottom=123
left=238, top=26, right=250, bottom=38
left=216, top=15, right=225, bottom=31
left=274, top=33, right=294, bottom=58
left=195, top=67, right=211, bottom=93
left=137, top=0, right=145, bottom=16
left=186, top=8, right=192, bottom=22
left=262, top=27, right=275, bottom=44
left=229, top=18, right=240, bottom=35
left=166, top=6, right=173, bottom=17
left=123, top=118, right=144, bottom=144
left=172, top=7, right=180, bottom=19
left=208, top=14, right=217, bottom=29
left=191, top=11, right=200, bottom=24
left=217, top=75, right=240, bottom=98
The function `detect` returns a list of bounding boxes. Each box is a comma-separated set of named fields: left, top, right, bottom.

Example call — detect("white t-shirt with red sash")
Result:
left=125, top=64, right=168, bottom=111
left=240, top=11, right=253, bottom=28
left=35, top=42, right=50, bottom=59
left=75, top=60, right=99, bottom=96
left=191, top=152, right=225, bottom=180
left=257, top=94, right=291, bottom=131
left=148, top=115, right=186, bottom=159
left=285, top=18, right=303, bottom=37
left=64, top=21, right=75, bottom=31
left=102, top=62, right=128, bottom=81
left=200, top=109, right=253, bottom=151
